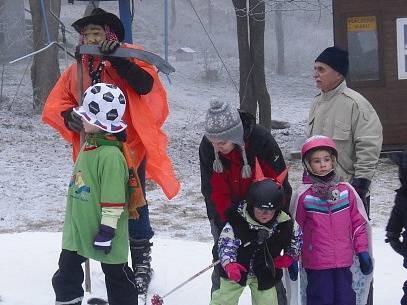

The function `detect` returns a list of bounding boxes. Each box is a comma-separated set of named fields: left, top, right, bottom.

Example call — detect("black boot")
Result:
left=130, top=238, right=153, bottom=294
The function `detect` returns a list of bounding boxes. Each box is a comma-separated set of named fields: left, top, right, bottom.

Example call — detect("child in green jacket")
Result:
left=52, top=83, right=144, bottom=305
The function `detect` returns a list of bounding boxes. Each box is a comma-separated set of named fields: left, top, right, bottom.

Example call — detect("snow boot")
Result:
left=130, top=238, right=153, bottom=294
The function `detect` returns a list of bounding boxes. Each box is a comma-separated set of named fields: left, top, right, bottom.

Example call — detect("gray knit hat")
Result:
left=204, top=100, right=244, bottom=145
left=204, top=100, right=251, bottom=178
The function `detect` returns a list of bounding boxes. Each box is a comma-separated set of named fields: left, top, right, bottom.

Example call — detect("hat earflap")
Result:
left=241, top=146, right=252, bottom=179
left=212, top=148, right=224, bottom=173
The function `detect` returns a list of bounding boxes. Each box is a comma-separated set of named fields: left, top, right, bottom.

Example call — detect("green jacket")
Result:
left=62, top=139, right=129, bottom=264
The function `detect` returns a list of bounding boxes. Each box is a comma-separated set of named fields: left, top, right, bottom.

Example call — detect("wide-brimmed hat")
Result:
left=72, top=8, right=125, bottom=42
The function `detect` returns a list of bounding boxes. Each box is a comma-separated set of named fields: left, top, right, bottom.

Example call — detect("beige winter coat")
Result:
left=307, top=80, right=383, bottom=182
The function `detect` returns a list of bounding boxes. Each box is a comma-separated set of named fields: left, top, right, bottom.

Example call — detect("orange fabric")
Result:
left=42, top=43, right=180, bottom=199
left=254, top=158, right=266, bottom=182
left=255, top=157, right=288, bottom=186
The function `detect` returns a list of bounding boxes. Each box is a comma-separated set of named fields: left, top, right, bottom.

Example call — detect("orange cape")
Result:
left=42, top=43, right=180, bottom=199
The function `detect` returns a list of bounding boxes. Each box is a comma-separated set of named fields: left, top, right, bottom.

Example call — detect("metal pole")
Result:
left=39, top=0, right=51, bottom=44
left=164, top=0, right=169, bottom=63
left=118, top=0, right=133, bottom=43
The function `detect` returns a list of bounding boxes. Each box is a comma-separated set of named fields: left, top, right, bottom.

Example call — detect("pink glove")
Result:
left=274, top=255, right=294, bottom=269
left=224, top=262, right=247, bottom=282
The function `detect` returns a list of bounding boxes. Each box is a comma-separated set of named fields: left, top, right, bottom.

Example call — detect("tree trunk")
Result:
left=249, top=0, right=271, bottom=130
left=232, top=0, right=271, bottom=130
left=232, top=0, right=254, bottom=115
left=29, top=0, right=61, bottom=113
left=275, top=3, right=285, bottom=75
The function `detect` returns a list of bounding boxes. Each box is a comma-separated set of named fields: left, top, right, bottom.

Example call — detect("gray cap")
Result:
left=204, top=100, right=244, bottom=146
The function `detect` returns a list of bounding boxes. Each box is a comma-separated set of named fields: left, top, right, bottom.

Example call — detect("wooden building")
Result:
left=333, top=0, right=407, bottom=150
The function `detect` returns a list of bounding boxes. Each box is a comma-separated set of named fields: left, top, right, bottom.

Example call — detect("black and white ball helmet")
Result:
left=73, top=83, right=127, bottom=133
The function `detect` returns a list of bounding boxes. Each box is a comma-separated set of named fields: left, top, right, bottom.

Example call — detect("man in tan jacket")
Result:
left=307, top=46, right=383, bottom=216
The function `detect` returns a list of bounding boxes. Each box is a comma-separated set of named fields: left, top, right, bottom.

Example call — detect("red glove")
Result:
left=274, top=255, right=294, bottom=269
left=224, top=262, right=247, bottom=282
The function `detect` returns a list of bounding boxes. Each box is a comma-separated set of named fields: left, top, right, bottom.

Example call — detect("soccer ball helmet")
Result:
left=73, top=83, right=127, bottom=133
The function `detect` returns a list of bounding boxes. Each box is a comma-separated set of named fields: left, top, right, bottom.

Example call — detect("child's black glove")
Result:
left=93, top=224, right=115, bottom=254
left=256, top=229, right=271, bottom=246
left=61, top=108, right=83, bottom=133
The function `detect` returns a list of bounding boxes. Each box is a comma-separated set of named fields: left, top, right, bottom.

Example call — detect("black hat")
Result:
left=72, top=8, right=125, bottom=42
left=315, top=46, right=349, bottom=77
left=246, top=179, right=284, bottom=211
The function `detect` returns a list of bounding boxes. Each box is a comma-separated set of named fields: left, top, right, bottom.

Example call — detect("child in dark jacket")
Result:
left=210, top=178, right=302, bottom=305
left=386, top=150, right=407, bottom=305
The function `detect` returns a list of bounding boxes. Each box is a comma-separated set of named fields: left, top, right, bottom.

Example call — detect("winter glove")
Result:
left=351, top=177, right=371, bottom=214
left=256, top=229, right=271, bottom=246
left=61, top=108, right=83, bottom=133
left=288, top=261, right=299, bottom=281
left=99, top=40, right=121, bottom=54
left=358, top=251, right=373, bottom=275
left=224, top=262, right=247, bottom=282
left=274, top=255, right=294, bottom=269
left=93, top=224, right=115, bottom=254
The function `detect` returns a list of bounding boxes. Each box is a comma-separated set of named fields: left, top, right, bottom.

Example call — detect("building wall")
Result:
left=333, top=0, right=407, bottom=150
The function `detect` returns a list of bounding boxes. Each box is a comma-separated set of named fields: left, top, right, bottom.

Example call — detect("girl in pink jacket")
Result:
left=290, top=135, right=372, bottom=305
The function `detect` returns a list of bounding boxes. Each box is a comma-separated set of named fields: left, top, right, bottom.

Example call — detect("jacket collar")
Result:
left=320, top=80, right=347, bottom=101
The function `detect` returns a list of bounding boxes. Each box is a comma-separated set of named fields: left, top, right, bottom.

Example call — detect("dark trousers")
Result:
left=306, top=268, right=355, bottom=305
left=129, top=158, right=154, bottom=240
left=52, top=250, right=138, bottom=305
left=401, top=280, right=407, bottom=305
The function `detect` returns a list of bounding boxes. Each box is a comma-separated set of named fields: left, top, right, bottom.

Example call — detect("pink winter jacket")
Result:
left=291, top=182, right=369, bottom=270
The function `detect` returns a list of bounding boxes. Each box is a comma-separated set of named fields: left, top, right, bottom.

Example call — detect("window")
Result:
left=347, top=16, right=380, bottom=81
left=396, top=18, right=407, bottom=80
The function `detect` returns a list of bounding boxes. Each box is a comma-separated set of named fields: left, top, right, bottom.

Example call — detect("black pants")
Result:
left=52, top=250, right=138, bottom=305
left=401, top=280, right=407, bottom=305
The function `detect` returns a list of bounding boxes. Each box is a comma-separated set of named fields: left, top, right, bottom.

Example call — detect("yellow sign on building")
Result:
left=347, top=16, right=377, bottom=32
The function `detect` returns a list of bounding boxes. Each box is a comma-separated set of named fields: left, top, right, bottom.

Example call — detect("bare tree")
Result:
left=29, top=0, right=61, bottom=113
left=275, top=2, right=284, bottom=75
left=232, top=0, right=331, bottom=130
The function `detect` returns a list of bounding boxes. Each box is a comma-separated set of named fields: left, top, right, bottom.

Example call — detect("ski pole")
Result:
left=151, top=260, right=219, bottom=305
left=151, top=241, right=251, bottom=305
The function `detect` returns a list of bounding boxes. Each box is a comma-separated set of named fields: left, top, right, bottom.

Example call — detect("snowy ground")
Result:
left=0, top=230, right=405, bottom=305
left=0, top=1, right=402, bottom=304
